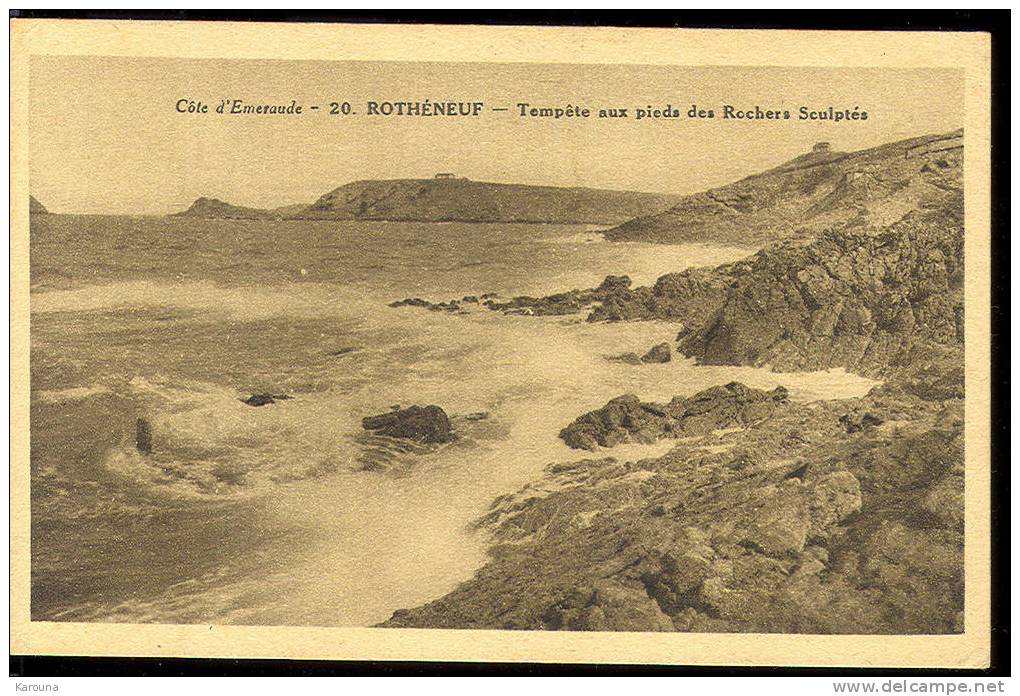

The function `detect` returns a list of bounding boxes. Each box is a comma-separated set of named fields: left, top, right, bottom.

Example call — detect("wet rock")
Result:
left=135, top=418, right=153, bottom=454
left=559, top=382, right=788, bottom=450
left=242, top=393, right=292, bottom=407
left=388, top=297, right=462, bottom=313
left=665, top=382, right=789, bottom=436
left=559, top=394, right=670, bottom=450
left=389, top=297, right=430, bottom=309
left=362, top=404, right=454, bottom=443
left=641, top=342, right=672, bottom=363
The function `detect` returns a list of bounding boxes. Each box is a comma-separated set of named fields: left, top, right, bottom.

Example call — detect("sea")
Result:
left=28, top=215, right=879, bottom=626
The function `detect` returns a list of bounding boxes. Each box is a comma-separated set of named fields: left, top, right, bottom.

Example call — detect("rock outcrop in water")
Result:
left=241, top=393, right=293, bottom=407
left=640, top=343, right=672, bottom=363
left=559, top=383, right=789, bottom=451
left=291, top=179, right=680, bottom=225
left=362, top=405, right=454, bottom=443
left=604, top=130, right=963, bottom=246
left=135, top=418, right=153, bottom=454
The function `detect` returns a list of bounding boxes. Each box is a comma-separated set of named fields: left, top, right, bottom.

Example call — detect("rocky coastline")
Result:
left=378, top=134, right=965, bottom=634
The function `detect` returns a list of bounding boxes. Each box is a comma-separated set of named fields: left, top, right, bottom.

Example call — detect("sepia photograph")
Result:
left=9, top=17, right=997, bottom=671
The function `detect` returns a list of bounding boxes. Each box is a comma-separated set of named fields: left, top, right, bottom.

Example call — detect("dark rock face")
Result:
left=559, top=382, right=788, bottom=451
left=362, top=405, right=454, bottom=443
left=641, top=343, right=672, bottom=363
left=680, top=206, right=964, bottom=376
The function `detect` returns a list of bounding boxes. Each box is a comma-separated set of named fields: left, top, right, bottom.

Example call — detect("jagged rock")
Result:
left=678, top=205, right=964, bottom=376
left=559, top=394, right=665, bottom=450
left=597, top=275, right=632, bottom=293
left=641, top=343, right=672, bottom=363
left=808, top=471, right=863, bottom=539
left=388, top=297, right=462, bottom=313
left=242, top=393, right=292, bottom=407
left=559, top=382, right=788, bottom=450
left=665, top=382, right=789, bottom=436
left=362, top=404, right=453, bottom=443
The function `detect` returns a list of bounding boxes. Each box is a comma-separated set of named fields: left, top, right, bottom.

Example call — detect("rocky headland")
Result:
left=172, top=197, right=309, bottom=220
left=380, top=131, right=966, bottom=635
left=293, top=178, right=680, bottom=224
left=604, top=130, right=963, bottom=245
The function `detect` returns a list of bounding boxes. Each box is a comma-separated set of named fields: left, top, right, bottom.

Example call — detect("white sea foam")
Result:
left=33, top=385, right=112, bottom=404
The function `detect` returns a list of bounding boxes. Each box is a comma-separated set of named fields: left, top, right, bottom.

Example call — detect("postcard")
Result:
left=9, top=19, right=992, bottom=667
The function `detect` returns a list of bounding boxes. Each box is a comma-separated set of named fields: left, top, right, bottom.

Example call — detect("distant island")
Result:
left=173, top=175, right=682, bottom=225
left=172, top=197, right=308, bottom=220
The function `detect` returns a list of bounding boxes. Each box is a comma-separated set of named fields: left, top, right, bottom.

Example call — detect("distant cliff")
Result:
left=293, top=178, right=681, bottom=224
left=172, top=197, right=309, bottom=220
left=29, top=196, right=49, bottom=214
left=605, top=130, right=963, bottom=245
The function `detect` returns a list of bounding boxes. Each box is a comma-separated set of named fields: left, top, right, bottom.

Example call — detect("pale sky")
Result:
left=29, top=57, right=963, bottom=215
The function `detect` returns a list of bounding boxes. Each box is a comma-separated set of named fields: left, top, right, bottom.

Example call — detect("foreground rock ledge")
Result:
left=380, top=376, right=964, bottom=634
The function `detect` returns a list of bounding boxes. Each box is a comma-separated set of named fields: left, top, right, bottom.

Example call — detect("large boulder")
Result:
left=559, top=382, right=790, bottom=450
left=362, top=405, right=454, bottom=443
left=559, top=395, right=670, bottom=450
left=641, top=342, right=672, bottom=363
